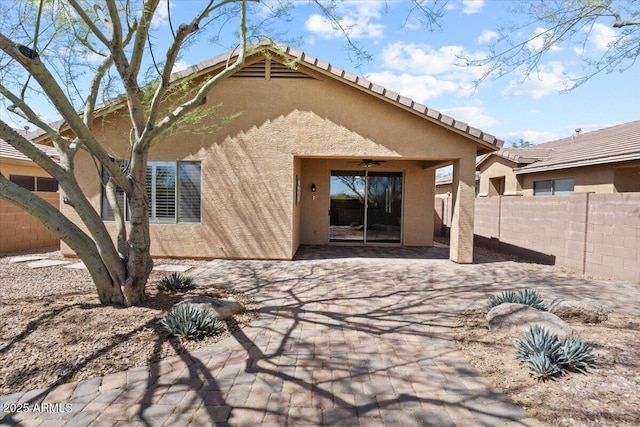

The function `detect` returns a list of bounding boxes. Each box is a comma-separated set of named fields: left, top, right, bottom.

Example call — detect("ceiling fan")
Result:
left=350, top=159, right=387, bottom=168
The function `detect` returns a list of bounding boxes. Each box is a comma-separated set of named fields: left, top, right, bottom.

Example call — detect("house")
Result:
left=0, top=132, right=59, bottom=192
left=476, top=121, right=640, bottom=197
left=1, top=133, right=60, bottom=252
left=36, top=44, right=503, bottom=262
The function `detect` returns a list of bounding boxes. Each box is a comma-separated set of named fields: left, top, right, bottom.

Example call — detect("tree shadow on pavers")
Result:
left=184, top=260, right=540, bottom=425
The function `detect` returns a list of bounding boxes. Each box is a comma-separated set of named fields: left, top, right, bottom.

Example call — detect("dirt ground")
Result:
left=0, top=248, right=258, bottom=395
left=452, top=307, right=640, bottom=426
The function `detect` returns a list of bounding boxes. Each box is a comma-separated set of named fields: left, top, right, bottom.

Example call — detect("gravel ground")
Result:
left=0, top=247, right=258, bottom=395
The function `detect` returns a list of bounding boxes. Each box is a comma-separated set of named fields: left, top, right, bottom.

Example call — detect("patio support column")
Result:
left=449, top=153, right=475, bottom=263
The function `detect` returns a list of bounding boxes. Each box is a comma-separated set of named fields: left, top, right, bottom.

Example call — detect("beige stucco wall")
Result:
left=520, top=164, right=616, bottom=196
left=613, top=161, right=640, bottom=192
left=478, top=156, right=519, bottom=196
left=299, top=158, right=434, bottom=246
left=61, top=55, right=480, bottom=259
left=0, top=158, right=53, bottom=180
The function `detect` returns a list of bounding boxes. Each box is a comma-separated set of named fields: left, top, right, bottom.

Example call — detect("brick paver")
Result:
left=2, top=245, right=638, bottom=426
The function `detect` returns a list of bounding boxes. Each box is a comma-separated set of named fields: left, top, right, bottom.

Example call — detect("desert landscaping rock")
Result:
left=487, top=302, right=572, bottom=336
left=178, top=295, right=245, bottom=320
left=551, top=300, right=609, bottom=324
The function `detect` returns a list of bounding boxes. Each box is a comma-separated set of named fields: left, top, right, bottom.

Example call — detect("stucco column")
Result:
left=449, top=153, right=476, bottom=263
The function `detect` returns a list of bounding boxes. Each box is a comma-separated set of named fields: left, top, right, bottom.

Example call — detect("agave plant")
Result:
left=515, top=325, right=562, bottom=362
left=517, top=289, right=547, bottom=311
left=559, top=336, right=596, bottom=374
left=487, top=289, right=547, bottom=311
left=487, top=290, right=519, bottom=309
left=161, top=304, right=222, bottom=340
left=515, top=325, right=596, bottom=381
left=157, top=272, right=195, bottom=292
left=522, top=352, right=563, bottom=381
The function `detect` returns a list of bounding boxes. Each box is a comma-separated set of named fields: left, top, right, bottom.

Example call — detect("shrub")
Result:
left=515, top=325, right=596, bottom=381
left=157, top=272, right=195, bottom=292
left=488, top=289, right=547, bottom=311
left=161, top=304, right=222, bottom=340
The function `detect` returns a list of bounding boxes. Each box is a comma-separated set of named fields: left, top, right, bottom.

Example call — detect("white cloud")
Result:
left=587, top=23, right=617, bottom=51
left=151, top=0, right=173, bottom=27
left=171, top=60, right=189, bottom=74
left=304, top=2, right=385, bottom=40
left=379, top=42, right=489, bottom=83
left=365, top=71, right=460, bottom=103
left=462, top=0, right=485, bottom=15
left=501, top=62, right=577, bottom=98
left=503, top=123, right=617, bottom=145
left=477, top=30, right=499, bottom=44
left=527, top=27, right=563, bottom=52
left=440, top=106, right=500, bottom=128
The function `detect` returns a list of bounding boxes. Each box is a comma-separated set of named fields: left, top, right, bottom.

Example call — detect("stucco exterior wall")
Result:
left=478, top=156, right=519, bottom=196
left=519, top=164, right=616, bottom=196
left=299, top=159, right=434, bottom=246
left=0, top=158, right=53, bottom=180
left=613, top=162, right=640, bottom=192
left=61, top=57, right=479, bottom=259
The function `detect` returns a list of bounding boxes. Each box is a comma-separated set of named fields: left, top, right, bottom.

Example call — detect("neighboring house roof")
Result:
left=479, top=121, right=640, bottom=174
left=0, top=134, right=60, bottom=163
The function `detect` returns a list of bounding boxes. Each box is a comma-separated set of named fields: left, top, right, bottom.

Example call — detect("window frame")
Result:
left=101, top=160, right=202, bottom=224
left=533, top=178, right=575, bottom=196
left=9, top=174, right=58, bottom=192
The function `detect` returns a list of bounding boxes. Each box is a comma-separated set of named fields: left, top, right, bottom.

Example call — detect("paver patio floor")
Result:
left=2, top=245, right=637, bottom=426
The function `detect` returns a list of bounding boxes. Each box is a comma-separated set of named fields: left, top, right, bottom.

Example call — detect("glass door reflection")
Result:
left=329, top=170, right=403, bottom=244
left=329, top=171, right=365, bottom=243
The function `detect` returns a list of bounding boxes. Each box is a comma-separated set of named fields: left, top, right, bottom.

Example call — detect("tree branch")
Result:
left=66, top=0, right=110, bottom=47
left=0, top=32, right=131, bottom=193
left=145, top=0, right=251, bottom=143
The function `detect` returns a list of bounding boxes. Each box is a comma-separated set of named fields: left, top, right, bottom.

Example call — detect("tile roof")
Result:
left=0, top=132, right=59, bottom=163
left=480, top=121, right=640, bottom=174
left=171, top=42, right=504, bottom=153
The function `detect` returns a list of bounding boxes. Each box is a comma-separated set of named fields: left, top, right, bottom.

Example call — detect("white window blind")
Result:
left=102, top=160, right=201, bottom=223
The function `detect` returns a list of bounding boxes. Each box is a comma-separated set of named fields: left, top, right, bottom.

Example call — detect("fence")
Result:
left=0, top=192, right=60, bottom=253
left=435, top=193, right=640, bottom=284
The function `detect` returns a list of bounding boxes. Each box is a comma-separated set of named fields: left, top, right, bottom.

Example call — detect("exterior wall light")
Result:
left=311, top=183, right=317, bottom=192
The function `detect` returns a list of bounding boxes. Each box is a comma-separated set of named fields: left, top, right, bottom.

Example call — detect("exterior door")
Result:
left=329, top=170, right=403, bottom=244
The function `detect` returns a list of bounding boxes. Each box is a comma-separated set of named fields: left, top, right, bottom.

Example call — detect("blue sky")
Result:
left=167, top=0, right=640, bottom=147
left=4, top=0, right=639, bottom=147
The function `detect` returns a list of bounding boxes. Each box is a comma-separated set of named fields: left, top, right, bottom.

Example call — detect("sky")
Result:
left=3, top=0, right=639, bottom=148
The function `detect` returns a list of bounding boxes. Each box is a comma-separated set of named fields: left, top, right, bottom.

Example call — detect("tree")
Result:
left=0, top=0, right=261, bottom=306
left=468, top=0, right=640, bottom=89
left=510, top=139, right=533, bottom=149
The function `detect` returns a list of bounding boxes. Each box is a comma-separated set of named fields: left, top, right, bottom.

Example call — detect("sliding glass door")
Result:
left=329, top=170, right=403, bottom=244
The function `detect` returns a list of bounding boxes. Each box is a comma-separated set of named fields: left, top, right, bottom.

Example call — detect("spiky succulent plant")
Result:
left=161, top=304, right=222, bottom=340
left=487, top=289, right=547, bottom=311
left=559, top=336, right=596, bottom=374
left=157, top=272, right=195, bottom=292
left=515, top=326, right=596, bottom=381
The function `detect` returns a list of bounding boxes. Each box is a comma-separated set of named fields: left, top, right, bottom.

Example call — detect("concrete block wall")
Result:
left=499, top=194, right=589, bottom=272
left=437, top=192, right=640, bottom=284
left=585, top=193, right=640, bottom=283
left=0, top=192, right=60, bottom=253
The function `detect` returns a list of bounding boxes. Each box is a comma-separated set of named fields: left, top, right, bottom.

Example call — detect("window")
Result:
left=101, top=161, right=201, bottom=223
left=9, top=175, right=58, bottom=192
left=533, top=178, right=574, bottom=196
